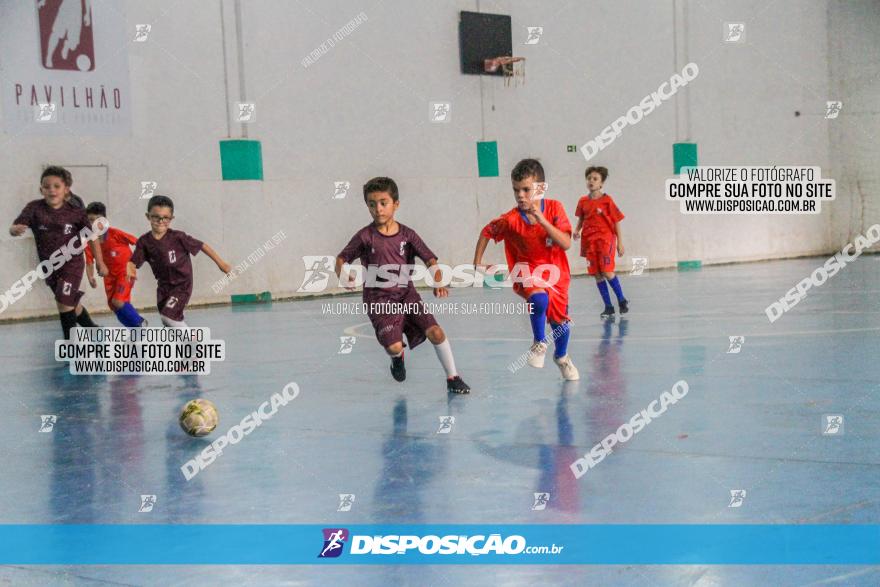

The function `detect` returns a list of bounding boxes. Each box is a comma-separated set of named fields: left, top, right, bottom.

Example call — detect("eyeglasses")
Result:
left=148, top=215, right=173, bottom=223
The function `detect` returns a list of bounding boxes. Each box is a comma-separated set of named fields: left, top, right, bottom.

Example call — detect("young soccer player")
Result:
left=335, top=177, right=471, bottom=394
left=84, top=202, right=146, bottom=327
left=573, top=166, right=628, bottom=319
left=473, top=159, right=579, bottom=381
left=126, top=195, right=231, bottom=328
left=9, top=166, right=107, bottom=339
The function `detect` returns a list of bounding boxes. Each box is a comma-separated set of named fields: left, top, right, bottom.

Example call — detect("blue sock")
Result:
left=550, top=321, right=570, bottom=358
left=597, top=281, right=612, bottom=306
left=608, top=276, right=626, bottom=302
left=528, top=292, right=548, bottom=343
left=114, top=303, right=144, bottom=327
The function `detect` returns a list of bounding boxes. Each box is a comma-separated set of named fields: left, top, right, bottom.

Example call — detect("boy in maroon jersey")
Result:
left=335, top=177, right=470, bottom=394
left=9, top=166, right=108, bottom=339
left=126, top=195, right=231, bottom=328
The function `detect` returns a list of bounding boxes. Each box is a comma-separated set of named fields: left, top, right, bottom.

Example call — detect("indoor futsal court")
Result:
left=1, top=1, right=878, bottom=586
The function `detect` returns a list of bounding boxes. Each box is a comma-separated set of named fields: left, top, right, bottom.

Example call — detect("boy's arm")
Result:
left=615, top=223, right=624, bottom=256
left=10, top=203, right=33, bottom=236
left=536, top=215, right=571, bottom=250
left=573, top=217, right=584, bottom=240
left=335, top=256, right=357, bottom=290
left=126, top=261, right=137, bottom=281
left=85, top=262, right=97, bottom=288
left=473, top=234, right=491, bottom=267
left=89, top=240, right=108, bottom=276
left=424, top=258, right=448, bottom=298
left=202, top=243, right=232, bottom=274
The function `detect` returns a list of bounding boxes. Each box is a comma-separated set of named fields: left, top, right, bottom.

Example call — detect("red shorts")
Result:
left=104, top=274, right=133, bottom=307
left=584, top=238, right=616, bottom=275
left=367, top=288, right=438, bottom=350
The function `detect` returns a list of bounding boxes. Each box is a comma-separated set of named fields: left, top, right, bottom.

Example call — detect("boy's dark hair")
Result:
left=511, top=159, right=545, bottom=183
left=41, top=166, right=72, bottom=186
left=363, top=177, right=399, bottom=202
left=147, top=194, right=175, bottom=213
left=585, top=166, right=609, bottom=181
left=86, top=201, right=106, bottom=216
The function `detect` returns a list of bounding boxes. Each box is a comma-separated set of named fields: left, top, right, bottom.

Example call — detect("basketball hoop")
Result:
left=484, top=56, right=526, bottom=87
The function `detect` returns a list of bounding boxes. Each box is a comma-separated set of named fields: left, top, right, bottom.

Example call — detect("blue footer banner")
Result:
left=1, top=525, right=878, bottom=564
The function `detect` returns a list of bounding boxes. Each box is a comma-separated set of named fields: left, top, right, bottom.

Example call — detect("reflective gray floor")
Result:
left=1, top=256, right=879, bottom=585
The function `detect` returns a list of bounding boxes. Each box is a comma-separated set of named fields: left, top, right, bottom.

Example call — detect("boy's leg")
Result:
left=549, top=321, right=579, bottom=380
left=57, top=303, right=78, bottom=340
left=426, top=325, right=456, bottom=377
left=49, top=270, right=89, bottom=337
left=518, top=287, right=549, bottom=368
left=158, top=289, right=190, bottom=328
left=371, top=308, right=408, bottom=382
left=527, top=290, right=549, bottom=343
left=596, top=274, right=615, bottom=318
left=426, top=325, right=470, bottom=394
left=606, top=271, right=629, bottom=312
left=549, top=321, right=571, bottom=359
left=588, top=244, right=614, bottom=316
left=385, top=341, right=407, bottom=382
left=110, top=278, right=145, bottom=327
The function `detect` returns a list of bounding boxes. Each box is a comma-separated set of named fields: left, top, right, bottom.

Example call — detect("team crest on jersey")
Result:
left=63, top=223, right=73, bottom=234
left=399, top=241, right=407, bottom=256
left=545, top=237, right=553, bottom=247
left=169, top=250, right=177, bottom=263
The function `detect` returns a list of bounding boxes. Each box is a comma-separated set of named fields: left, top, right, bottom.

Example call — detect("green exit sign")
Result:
left=566, top=145, right=577, bottom=153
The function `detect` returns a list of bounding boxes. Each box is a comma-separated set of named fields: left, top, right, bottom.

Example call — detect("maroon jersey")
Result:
left=338, top=223, right=437, bottom=302
left=130, top=229, right=203, bottom=290
left=14, top=199, right=90, bottom=267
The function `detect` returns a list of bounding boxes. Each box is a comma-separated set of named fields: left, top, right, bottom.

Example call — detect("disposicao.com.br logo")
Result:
left=317, top=529, right=563, bottom=558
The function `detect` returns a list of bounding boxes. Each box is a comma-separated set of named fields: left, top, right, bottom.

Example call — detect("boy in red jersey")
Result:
left=472, top=159, right=579, bottom=381
left=335, top=177, right=470, bottom=394
left=9, top=166, right=108, bottom=339
left=84, top=202, right=146, bottom=327
left=573, top=166, right=628, bottom=319
left=127, top=195, right=231, bottom=328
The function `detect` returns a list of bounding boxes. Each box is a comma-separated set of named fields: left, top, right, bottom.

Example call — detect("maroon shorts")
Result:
left=367, top=288, right=438, bottom=350
left=45, top=263, right=84, bottom=307
left=157, top=287, right=191, bottom=322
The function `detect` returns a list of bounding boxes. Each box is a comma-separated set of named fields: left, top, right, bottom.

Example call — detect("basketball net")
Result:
left=484, top=56, right=526, bottom=87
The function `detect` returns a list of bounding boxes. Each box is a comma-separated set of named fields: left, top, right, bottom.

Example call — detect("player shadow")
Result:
left=585, top=318, right=629, bottom=440
left=45, top=366, right=104, bottom=523
left=371, top=398, right=447, bottom=523
left=162, top=375, right=207, bottom=523
left=533, top=380, right=581, bottom=514
left=97, top=375, right=148, bottom=518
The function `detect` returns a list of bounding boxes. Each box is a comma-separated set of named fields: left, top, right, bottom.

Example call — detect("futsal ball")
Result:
left=179, top=399, right=219, bottom=437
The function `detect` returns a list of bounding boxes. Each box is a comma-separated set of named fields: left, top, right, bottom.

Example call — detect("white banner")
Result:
left=0, top=0, right=131, bottom=135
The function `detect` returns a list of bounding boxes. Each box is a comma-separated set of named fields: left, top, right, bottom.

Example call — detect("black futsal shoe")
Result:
left=390, top=354, right=406, bottom=382
left=600, top=305, right=616, bottom=319
left=447, top=376, right=471, bottom=394
left=619, top=299, right=629, bottom=314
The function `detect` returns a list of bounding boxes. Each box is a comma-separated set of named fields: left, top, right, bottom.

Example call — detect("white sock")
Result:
left=161, top=315, right=189, bottom=328
left=433, top=339, right=457, bottom=378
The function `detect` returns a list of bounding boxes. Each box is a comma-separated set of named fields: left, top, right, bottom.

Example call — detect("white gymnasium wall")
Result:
left=0, top=0, right=864, bottom=320
left=827, top=0, right=880, bottom=245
